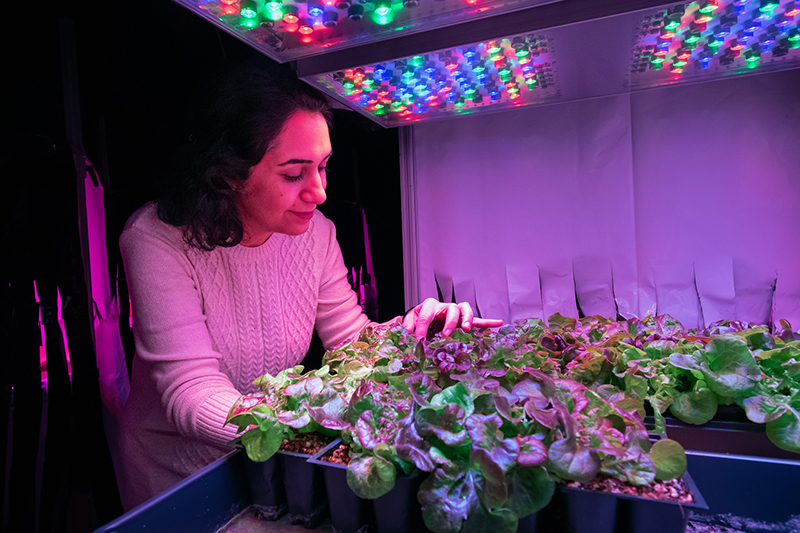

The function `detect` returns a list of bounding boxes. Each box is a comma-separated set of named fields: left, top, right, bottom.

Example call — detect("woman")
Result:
left=116, top=66, right=501, bottom=510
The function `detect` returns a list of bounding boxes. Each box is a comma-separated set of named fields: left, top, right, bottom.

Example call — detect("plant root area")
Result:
left=565, top=475, right=694, bottom=503
left=279, top=433, right=333, bottom=455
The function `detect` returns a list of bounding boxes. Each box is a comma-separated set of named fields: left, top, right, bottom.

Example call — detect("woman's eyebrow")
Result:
left=277, top=151, right=333, bottom=167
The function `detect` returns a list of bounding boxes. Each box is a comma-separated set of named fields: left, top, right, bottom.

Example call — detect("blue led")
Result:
left=476, top=72, right=488, bottom=83
left=775, top=15, right=792, bottom=28
left=412, top=103, right=427, bottom=114
left=744, top=18, right=761, bottom=31
left=424, top=62, right=437, bottom=75
left=753, top=10, right=771, bottom=22
left=463, top=46, right=477, bottom=58
left=712, top=25, right=730, bottom=38
left=455, top=73, right=467, bottom=83
left=521, top=64, right=535, bottom=73
left=738, top=28, right=756, bottom=42
left=435, top=77, right=448, bottom=88
left=374, top=64, right=387, bottom=77
left=308, top=3, right=324, bottom=17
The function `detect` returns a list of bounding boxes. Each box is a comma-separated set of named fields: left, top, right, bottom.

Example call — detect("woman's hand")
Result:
left=402, top=298, right=504, bottom=341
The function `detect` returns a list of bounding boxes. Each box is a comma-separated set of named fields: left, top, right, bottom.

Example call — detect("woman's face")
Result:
left=238, top=111, right=331, bottom=247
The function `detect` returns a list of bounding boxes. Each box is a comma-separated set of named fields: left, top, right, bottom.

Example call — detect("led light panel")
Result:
left=175, top=0, right=559, bottom=61
left=305, top=33, right=559, bottom=127
left=630, top=0, right=800, bottom=88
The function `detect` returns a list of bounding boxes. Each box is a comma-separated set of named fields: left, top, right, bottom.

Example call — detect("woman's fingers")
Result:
left=440, top=303, right=462, bottom=337
left=473, top=318, right=504, bottom=328
left=457, top=302, right=475, bottom=331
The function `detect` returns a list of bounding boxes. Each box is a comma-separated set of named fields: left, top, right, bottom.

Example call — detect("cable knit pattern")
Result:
left=116, top=202, right=372, bottom=510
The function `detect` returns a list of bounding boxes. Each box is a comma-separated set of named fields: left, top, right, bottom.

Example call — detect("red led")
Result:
left=354, top=68, right=366, bottom=79
left=344, top=69, right=355, bottom=79
left=284, top=13, right=299, bottom=23
left=444, top=59, right=458, bottom=70
left=284, top=21, right=299, bottom=31
left=220, top=4, right=238, bottom=14
left=661, top=28, right=677, bottom=39
left=221, top=0, right=237, bottom=4
left=677, top=49, right=692, bottom=60
left=787, top=3, right=800, bottom=17
left=729, top=40, right=745, bottom=51
left=504, top=80, right=517, bottom=88
left=670, top=66, right=684, bottom=74
left=518, top=56, right=532, bottom=65
left=654, top=48, right=668, bottom=57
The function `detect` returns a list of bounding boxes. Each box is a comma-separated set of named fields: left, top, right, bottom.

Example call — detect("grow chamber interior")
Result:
left=172, top=0, right=559, bottom=61
left=298, top=0, right=800, bottom=126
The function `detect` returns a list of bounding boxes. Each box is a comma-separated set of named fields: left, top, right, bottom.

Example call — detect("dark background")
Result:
left=1, top=0, right=403, bottom=531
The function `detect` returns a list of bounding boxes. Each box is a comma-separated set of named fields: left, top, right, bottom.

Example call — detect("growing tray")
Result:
left=307, top=439, right=372, bottom=533
left=276, top=447, right=329, bottom=528
left=533, top=469, right=708, bottom=533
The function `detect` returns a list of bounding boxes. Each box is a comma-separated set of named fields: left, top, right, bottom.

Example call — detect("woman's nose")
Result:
left=302, top=170, right=327, bottom=205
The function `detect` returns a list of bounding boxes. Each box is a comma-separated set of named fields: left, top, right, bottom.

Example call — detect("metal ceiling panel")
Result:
left=297, top=0, right=800, bottom=127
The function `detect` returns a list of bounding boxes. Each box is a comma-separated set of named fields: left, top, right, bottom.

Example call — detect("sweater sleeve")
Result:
left=313, top=216, right=373, bottom=350
left=120, top=217, right=240, bottom=450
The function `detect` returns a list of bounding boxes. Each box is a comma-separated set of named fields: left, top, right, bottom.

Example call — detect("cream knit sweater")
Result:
left=117, top=203, right=371, bottom=510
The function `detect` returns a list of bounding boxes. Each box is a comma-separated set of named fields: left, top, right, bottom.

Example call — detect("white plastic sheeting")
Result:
left=408, top=68, right=800, bottom=329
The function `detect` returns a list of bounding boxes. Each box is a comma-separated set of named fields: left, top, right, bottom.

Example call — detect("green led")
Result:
left=745, top=52, right=760, bottom=62
left=374, top=108, right=387, bottom=115
left=685, top=32, right=700, bottom=44
left=673, top=59, right=688, bottom=67
left=525, top=77, right=537, bottom=85
left=508, top=86, right=520, bottom=93
left=487, top=43, right=501, bottom=54
left=665, top=19, right=680, bottom=30
left=472, top=65, right=486, bottom=73
left=464, top=87, right=476, bottom=96
left=363, top=78, right=374, bottom=88
left=266, top=0, right=281, bottom=9
left=266, top=7, right=283, bottom=20
left=454, top=99, right=465, bottom=108
left=760, top=0, right=779, bottom=12
left=240, top=1, right=258, bottom=18
left=410, top=56, right=424, bottom=67
left=343, top=80, right=355, bottom=89
left=698, top=2, right=717, bottom=14
left=789, top=29, right=800, bottom=42
left=498, top=67, right=512, bottom=76
left=241, top=17, right=258, bottom=27
left=651, top=56, right=665, bottom=64
left=707, top=36, right=722, bottom=48
left=515, top=49, right=530, bottom=58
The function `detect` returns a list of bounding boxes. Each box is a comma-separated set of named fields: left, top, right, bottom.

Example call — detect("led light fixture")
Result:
left=178, top=0, right=558, bottom=62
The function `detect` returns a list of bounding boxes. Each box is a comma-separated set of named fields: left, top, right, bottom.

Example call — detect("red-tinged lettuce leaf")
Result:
left=548, top=436, right=601, bottom=483
left=458, top=497, right=518, bottom=533
left=514, top=435, right=548, bottom=466
left=506, top=465, right=554, bottom=518
left=276, top=409, right=311, bottom=428
left=396, top=414, right=436, bottom=471
left=415, top=404, right=468, bottom=446
left=356, top=410, right=380, bottom=449
left=240, top=417, right=283, bottom=462
left=494, top=396, right=524, bottom=423
left=742, top=394, right=791, bottom=424
left=548, top=313, right=578, bottom=330
left=669, top=382, right=718, bottom=425
left=431, top=383, right=475, bottom=417
left=512, top=380, right=549, bottom=409
left=701, top=337, right=762, bottom=398
left=523, top=401, right=558, bottom=429
left=451, top=368, right=501, bottom=392
left=284, top=376, right=324, bottom=397
left=554, top=379, right=589, bottom=414
left=765, top=394, right=800, bottom=454
left=346, top=455, right=396, bottom=499
left=465, top=413, right=504, bottom=450
left=566, top=349, right=606, bottom=384
left=405, top=373, right=442, bottom=408
left=419, top=468, right=476, bottom=533
left=471, top=447, right=508, bottom=509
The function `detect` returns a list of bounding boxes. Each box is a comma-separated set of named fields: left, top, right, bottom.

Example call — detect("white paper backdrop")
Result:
left=410, top=68, right=800, bottom=329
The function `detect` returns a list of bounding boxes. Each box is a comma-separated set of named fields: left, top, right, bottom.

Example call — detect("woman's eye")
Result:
left=284, top=173, right=303, bottom=183
left=319, top=166, right=329, bottom=174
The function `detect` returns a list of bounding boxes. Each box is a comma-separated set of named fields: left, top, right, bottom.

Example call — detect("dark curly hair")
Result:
left=157, top=65, right=333, bottom=250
